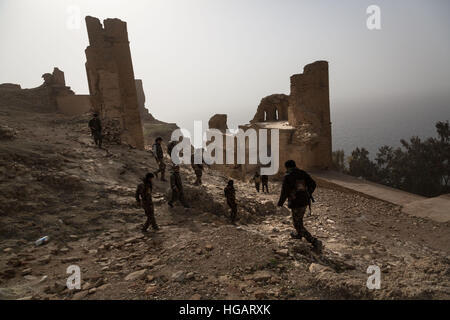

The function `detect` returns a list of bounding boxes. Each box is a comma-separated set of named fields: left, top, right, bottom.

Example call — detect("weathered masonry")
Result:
left=85, top=16, right=144, bottom=149
left=209, top=60, right=332, bottom=178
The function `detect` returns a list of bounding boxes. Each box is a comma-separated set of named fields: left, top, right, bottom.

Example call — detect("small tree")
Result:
left=332, top=149, right=346, bottom=172
left=348, top=120, right=449, bottom=197
left=348, top=147, right=377, bottom=181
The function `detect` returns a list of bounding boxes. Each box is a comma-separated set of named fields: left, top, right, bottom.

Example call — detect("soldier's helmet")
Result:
left=155, top=137, right=163, bottom=143
left=145, top=172, right=154, bottom=181
left=227, top=179, right=234, bottom=186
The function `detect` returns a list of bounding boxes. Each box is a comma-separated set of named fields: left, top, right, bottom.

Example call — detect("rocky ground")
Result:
left=0, top=104, right=449, bottom=300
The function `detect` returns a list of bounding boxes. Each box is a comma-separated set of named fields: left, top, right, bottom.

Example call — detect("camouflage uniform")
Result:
left=261, top=175, right=269, bottom=193
left=152, top=142, right=166, bottom=181
left=135, top=177, right=158, bottom=231
left=191, top=154, right=204, bottom=185
left=224, top=182, right=237, bottom=223
left=252, top=173, right=261, bottom=192
left=168, top=168, right=189, bottom=208
left=291, top=206, right=315, bottom=243
left=88, top=116, right=102, bottom=148
left=278, top=166, right=322, bottom=252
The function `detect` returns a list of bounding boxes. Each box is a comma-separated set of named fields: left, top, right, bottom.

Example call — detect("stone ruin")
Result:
left=208, top=60, right=332, bottom=178
left=208, top=114, right=228, bottom=133
left=0, top=67, right=91, bottom=115
left=250, top=94, right=289, bottom=123
left=84, top=16, right=144, bottom=149
left=0, top=16, right=169, bottom=150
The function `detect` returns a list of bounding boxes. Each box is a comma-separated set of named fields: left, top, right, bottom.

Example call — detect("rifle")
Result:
left=306, top=191, right=315, bottom=217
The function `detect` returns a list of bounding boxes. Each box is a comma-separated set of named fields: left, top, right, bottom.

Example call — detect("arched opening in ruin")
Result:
left=275, top=108, right=279, bottom=121
left=264, top=111, right=267, bottom=122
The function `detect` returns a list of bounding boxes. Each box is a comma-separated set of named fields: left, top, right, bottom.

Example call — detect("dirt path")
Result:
left=0, top=106, right=449, bottom=300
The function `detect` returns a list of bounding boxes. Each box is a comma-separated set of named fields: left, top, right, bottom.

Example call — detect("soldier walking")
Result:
left=168, top=165, right=190, bottom=208
left=277, top=160, right=322, bottom=253
left=167, top=140, right=177, bottom=163
left=88, top=113, right=102, bottom=148
left=152, top=137, right=166, bottom=181
left=261, top=174, right=269, bottom=193
left=224, top=180, right=237, bottom=224
left=135, top=173, right=159, bottom=232
left=191, top=154, right=204, bottom=185
left=251, top=172, right=261, bottom=192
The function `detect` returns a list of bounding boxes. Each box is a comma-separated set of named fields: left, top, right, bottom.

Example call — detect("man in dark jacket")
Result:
left=224, top=180, right=237, bottom=224
left=277, top=160, right=322, bottom=253
left=152, top=137, right=166, bottom=181
left=261, top=174, right=269, bottom=193
left=88, top=113, right=102, bottom=148
left=168, top=165, right=189, bottom=208
left=136, top=173, right=159, bottom=232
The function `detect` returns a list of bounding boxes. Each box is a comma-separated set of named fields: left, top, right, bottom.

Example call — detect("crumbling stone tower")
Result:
left=218, top=60, right=332, bottom=178
left=287, top=60, right=332, bottom=170
left=84, top=16, right=144, bottom=149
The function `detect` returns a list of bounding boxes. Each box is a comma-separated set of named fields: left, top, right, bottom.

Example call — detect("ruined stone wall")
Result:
left=85, top=16, right=144, bottom=149
left=42, top=67, right=66, bottom=87
left=288, top=60, right=332, bottom=169
left=251, top=94, right=289, bottom=123
left=0, top=68, right=74, bottom=112
left=208, top=114, right=228, bottom=132
left=211, top=61, right=332, bottom=179
left=56, top=94, right=92, bottom=116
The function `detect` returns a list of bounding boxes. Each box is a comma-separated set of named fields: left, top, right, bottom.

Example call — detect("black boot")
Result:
left=290, top=231, right=302, bottom=240
left=312, top=238, right=323, bottom=254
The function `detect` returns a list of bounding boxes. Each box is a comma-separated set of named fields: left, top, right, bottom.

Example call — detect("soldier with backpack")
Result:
left=277, top=160, right=322, bottom=253
left=135, top=173, right=159, bottom=232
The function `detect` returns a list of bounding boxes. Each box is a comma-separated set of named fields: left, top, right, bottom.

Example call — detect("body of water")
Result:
left=332, top=103, right=450, bottom=159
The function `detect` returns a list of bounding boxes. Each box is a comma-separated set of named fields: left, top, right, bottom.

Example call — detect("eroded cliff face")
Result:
left=84, top=16, right=144, bottom=149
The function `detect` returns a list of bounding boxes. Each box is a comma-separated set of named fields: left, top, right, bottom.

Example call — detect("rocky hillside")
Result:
left=0, top=104, right=449, bottom=300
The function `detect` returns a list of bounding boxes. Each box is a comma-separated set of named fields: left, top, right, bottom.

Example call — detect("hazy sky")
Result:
left=1, top=0, right=449, bottom=152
